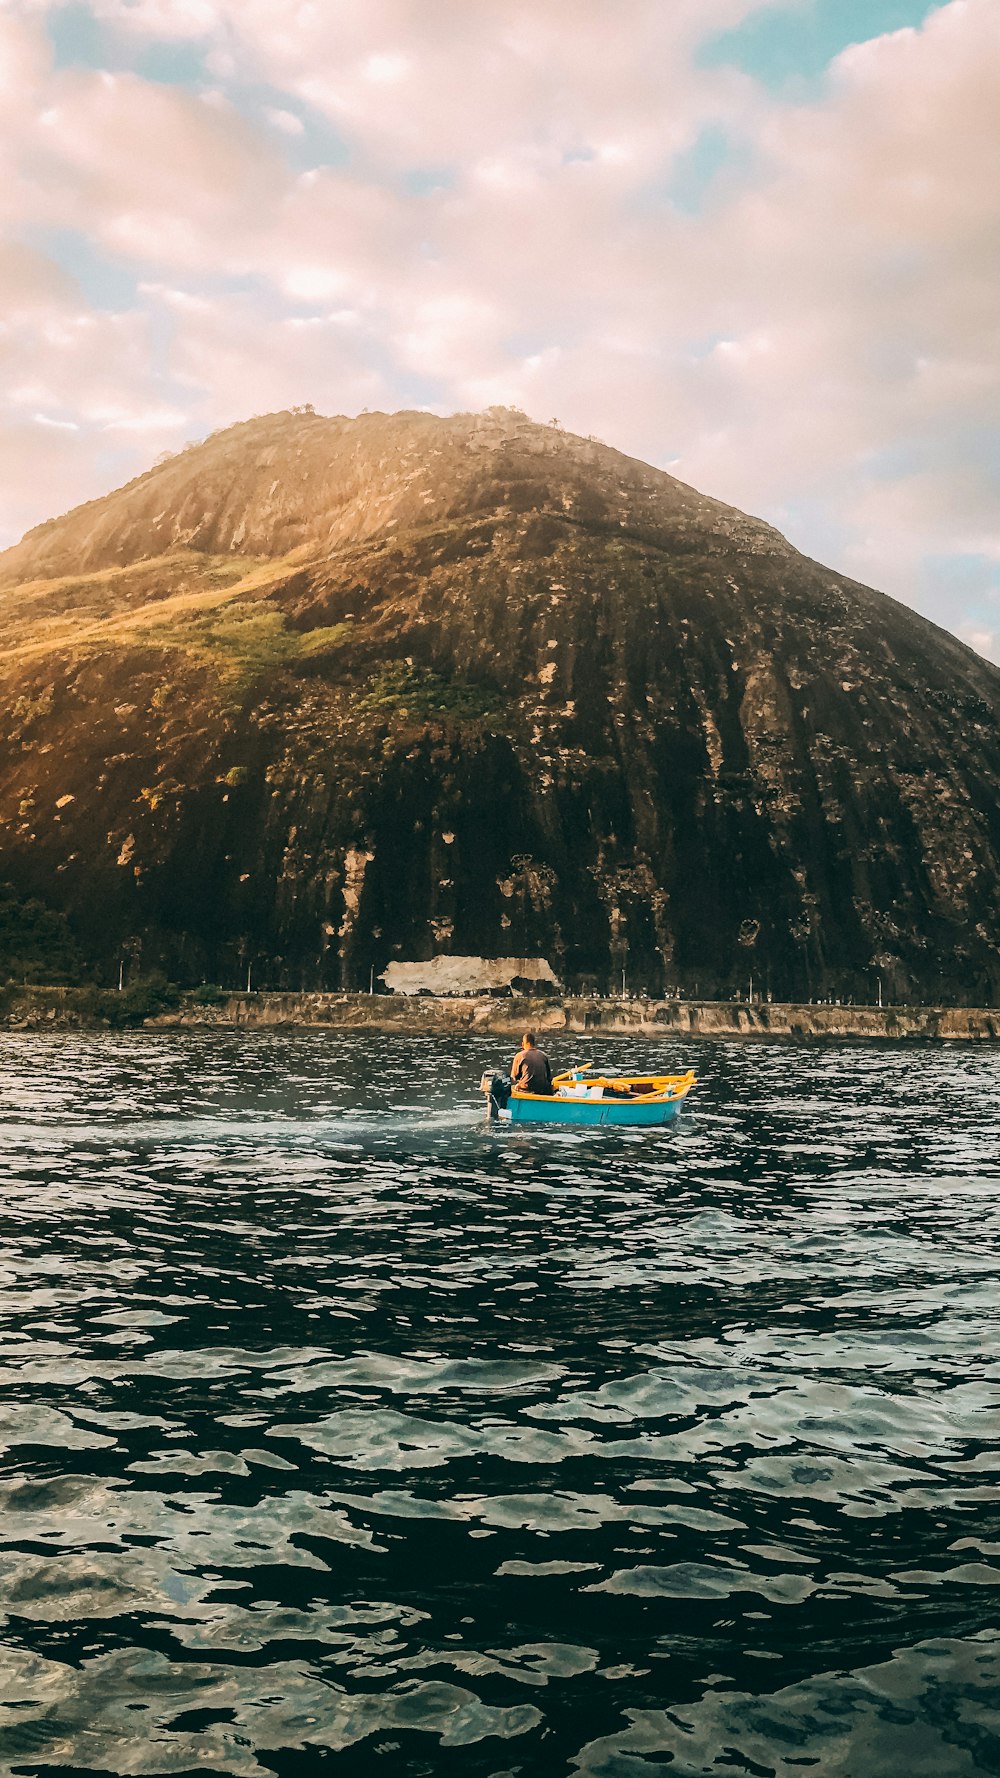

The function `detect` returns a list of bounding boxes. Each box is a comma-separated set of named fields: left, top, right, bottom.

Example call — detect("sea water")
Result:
left=0, top=1031, right=999, bottom=1776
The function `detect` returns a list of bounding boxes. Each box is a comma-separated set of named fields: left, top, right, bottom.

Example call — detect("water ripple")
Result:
left=0, top=1031, right=998, bottom=1774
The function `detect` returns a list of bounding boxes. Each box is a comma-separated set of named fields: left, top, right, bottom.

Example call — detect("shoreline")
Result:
left=3, top=987, right=1000, bottom=1041
left=155, top=992, right=1000, bottom=1042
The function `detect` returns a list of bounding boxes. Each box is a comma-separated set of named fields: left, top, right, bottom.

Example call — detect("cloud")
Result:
left=0, top=12, right=51, bottom=225
left=0, top=240, right=159, bottom=428
left=80, top=0, right=770, bottom=169
left=31, top=69, right=290, bottom=269
left=82, top=0, right=222, bottom=37
left=0, top=0, right=996, bottom=663
left=959, top=625, right=1000, bottom=666
left=148, top=282, right=396, bottom=418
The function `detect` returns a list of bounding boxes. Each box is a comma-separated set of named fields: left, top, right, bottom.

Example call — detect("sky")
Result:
left=1, top=0, right=998, bottom=659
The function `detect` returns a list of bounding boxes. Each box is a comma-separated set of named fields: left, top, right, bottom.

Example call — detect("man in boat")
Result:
left=511, top=1031, right=554, bottom=1095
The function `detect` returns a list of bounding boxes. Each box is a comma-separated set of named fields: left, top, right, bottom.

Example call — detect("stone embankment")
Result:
left=148, top=993, right=1000, bottom=1042
left=3, top=988, right=1000, bottom=1039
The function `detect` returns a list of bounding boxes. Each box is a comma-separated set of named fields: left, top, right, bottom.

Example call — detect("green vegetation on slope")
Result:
left=149, top=603, right=353, bottom=692
left=0, top=882, right=83, bottom=984
left=355, top=660, right=500, bottom=723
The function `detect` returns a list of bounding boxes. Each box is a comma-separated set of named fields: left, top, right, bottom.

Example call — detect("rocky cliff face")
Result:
left=2, top=405, right=999, bottom=1001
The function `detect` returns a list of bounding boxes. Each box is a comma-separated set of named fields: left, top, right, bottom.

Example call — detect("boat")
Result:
left=479, top=1064, right=696, bottom=1126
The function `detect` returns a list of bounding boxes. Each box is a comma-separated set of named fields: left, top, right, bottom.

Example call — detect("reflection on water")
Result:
left=0, top=1031, right=999, bottom=1775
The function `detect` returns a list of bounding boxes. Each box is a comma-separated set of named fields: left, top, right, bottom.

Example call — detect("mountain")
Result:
left=2, top=404, right=999, bottom=1002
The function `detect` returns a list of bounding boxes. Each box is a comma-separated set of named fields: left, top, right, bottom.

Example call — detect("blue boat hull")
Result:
left=505, top=1094, right=685, bottom=1127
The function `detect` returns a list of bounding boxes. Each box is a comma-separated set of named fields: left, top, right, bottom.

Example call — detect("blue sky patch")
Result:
left=699, top=0, right=947, bottom=91
left=765, top=495, right=854, bottom=567
left=26, top=227, right=140, bottom=312
left=403, top=168, right=456, bottom=197
left=48, top=0, right=210, bottom=84
left=240, top=87, right=352, bottom=172
left=134, top=38, right=210, bottom=87
left=913, top=552, right=1000, bottom=631
left=48, top=1, right=110, bottom=69
left=668, top=127, right=743, bottom=216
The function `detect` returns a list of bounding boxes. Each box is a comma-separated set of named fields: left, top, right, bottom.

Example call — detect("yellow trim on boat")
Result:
left=510, top=1069, right=697, bottom=1105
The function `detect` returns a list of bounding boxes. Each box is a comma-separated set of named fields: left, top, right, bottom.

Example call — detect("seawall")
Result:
left=4, top=988, right=1000, bottom=1040
left=148, top=993, right=1000, bottom=1042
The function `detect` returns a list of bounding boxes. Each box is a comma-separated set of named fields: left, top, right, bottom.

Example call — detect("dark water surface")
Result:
left=1, top=1032, right=999, bottom=1777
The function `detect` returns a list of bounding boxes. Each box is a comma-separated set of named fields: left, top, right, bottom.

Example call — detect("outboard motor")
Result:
left=480, top=1071, right=512, bottom=1119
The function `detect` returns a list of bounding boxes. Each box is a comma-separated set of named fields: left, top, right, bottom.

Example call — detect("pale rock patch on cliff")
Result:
left=381, top=957, right=560, bottom=997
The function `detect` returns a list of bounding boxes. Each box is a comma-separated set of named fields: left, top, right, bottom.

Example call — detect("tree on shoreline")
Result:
left=0, top=883, right=83, bottom=985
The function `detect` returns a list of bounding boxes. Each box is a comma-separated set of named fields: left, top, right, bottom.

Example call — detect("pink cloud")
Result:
left=0, top=0, right=997, bottom=658
left=32, top=69, right=289, bottom=267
